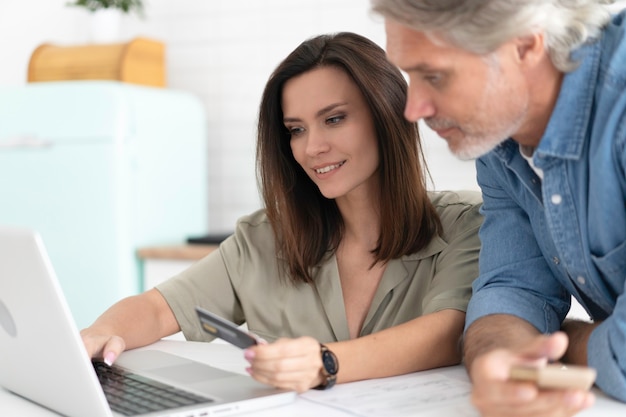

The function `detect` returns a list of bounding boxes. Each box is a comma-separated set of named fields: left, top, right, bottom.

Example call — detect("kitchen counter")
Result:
left=137, top=244, right=218, bottom=290
left=137, top=244, right=218, bottom=261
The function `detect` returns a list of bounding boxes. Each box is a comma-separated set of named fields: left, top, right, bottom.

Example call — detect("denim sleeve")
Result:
left=589, top=301, right=626, bottom=402
left=465, top=156, right=570, bottom=334
left=586, top=105, right=626, bottom=402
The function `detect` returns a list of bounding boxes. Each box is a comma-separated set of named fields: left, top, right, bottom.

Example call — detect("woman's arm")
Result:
left=245, top=309, right=464, bottom=393
left=246, top=193, right=482, bottom=392
left=331, top=309, right=464, bottom=380
left=80, top=288, right=179, bottom=364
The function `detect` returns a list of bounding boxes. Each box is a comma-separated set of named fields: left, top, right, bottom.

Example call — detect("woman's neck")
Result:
left=336, top=194, right=380, bottom=251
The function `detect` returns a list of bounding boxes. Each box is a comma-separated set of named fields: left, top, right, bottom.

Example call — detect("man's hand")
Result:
left=469, top=332, right=595, bottom=417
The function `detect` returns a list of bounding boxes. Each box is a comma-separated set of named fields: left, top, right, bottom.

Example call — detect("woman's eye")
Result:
left=326, top=115, right=345, bottom=125
left=287, top=126, right=304, bottom=136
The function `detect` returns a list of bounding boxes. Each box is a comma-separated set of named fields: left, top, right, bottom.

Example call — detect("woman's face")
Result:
left=283, top=66, right=380, bottom=201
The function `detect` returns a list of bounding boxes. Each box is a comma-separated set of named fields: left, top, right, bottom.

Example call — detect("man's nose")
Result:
left=404, top=83, right=436, bottom=122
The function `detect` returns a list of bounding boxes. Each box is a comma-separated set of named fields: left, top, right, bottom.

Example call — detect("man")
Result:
left=371, top=0, right=626, bottom=416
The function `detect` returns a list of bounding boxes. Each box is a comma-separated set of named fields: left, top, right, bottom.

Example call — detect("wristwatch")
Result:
left=314, top=344, right=339, bottom=390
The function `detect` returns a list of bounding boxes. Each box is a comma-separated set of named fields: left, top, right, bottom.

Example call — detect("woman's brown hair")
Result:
left=257, top=32, right=442, bottom=284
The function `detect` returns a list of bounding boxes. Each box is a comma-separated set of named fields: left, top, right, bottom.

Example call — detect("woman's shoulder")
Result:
left=215, top=209, right=279, bottom=276
left=229, top=208, right=274, bottom=242
left=235, top=208, right=271, bottom=227
left=219, top=209, right=276, bottom=254
left=428, top=189, right=482, bottom=209
left=428, top=190, right=483, bottom=233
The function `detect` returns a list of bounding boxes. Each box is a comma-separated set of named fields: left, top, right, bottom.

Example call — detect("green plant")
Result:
left=66, top=0, right=143, bottom=15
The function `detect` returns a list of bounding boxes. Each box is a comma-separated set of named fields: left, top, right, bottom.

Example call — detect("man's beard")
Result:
left=425, top=116, right=523, bottom=160
left=424, top=73, right=528, bottom=160
left=424, top=62, right=527, bottom=161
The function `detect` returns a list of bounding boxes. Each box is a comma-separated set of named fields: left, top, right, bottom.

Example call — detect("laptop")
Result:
left=0, top=225, right=296, bottom=417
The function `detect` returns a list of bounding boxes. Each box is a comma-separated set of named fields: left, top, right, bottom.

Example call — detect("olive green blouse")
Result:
left=156, top=190, right=482, bottom=344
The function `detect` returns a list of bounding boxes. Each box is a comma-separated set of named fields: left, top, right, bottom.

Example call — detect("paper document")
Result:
left=301, top=369, right=479, bottom=417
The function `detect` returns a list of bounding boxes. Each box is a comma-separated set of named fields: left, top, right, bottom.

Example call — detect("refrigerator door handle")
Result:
left=0, top=136, right=54, bottom=149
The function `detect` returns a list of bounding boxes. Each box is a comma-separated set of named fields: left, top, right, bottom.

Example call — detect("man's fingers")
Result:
left=518, top=332, right=569, bottom=362
left=470, top=332, right=594, bottom=417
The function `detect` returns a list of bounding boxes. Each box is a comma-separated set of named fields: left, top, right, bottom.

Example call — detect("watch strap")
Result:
left=313, top=343, right=338, bottom=390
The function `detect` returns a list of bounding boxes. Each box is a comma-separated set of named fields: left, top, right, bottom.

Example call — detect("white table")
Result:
left=1, top=339, right=625, bottom=416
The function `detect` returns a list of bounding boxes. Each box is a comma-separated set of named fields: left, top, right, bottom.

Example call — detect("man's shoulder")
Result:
left=598, top=11, right=626, bottom=81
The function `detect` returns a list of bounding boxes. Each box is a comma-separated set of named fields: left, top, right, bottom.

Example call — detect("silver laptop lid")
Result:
left=0, top=225, right=113, bottom=417
left=0, top=225, right=296, bottom=417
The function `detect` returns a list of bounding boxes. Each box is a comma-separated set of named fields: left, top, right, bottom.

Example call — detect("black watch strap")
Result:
left=313, top=343, right=339, bottom=390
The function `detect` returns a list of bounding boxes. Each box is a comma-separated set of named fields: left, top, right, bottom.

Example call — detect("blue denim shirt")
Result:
left=465, top=12, right=626, bottom=401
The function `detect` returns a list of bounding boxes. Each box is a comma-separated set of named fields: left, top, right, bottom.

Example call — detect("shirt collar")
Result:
left=314, top=235, right=448, bottom=340
left=488, top=37, right=602, bottom=164
left=535, top=39, right=602, bottom=161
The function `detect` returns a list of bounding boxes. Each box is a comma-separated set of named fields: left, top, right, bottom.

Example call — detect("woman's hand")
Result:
left=244, top=336, right=324, bottom=392
left=80, top=327, right=126, bottom=365
left=79, top=289, right=180, bottom=366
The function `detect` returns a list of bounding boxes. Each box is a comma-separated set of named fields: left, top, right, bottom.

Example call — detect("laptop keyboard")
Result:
left=93, top=361, right=214, bottom=416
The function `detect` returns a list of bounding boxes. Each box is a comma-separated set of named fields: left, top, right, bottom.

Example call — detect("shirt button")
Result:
left=551, top=194, right=562, bottom=205
left=577, top=276, right=586, bottom=285
left=552, top=257, right=560, bottom=265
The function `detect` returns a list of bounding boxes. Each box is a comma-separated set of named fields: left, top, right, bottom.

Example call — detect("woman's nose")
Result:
left=305, top=128, right=330, bottom=156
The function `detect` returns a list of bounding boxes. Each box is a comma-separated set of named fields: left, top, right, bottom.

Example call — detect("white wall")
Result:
left=0, top=0, right=481, bottom=232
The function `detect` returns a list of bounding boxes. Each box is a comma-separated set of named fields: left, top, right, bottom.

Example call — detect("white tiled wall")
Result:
left=3, top=1, right=626, bottom=231
left=0, top=0, right=479, bottom=232
left=2, top=1, right=621, bottom=321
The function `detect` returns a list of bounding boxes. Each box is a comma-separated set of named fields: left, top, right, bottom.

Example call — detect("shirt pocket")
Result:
left=590, top=239, right=626, bottom=277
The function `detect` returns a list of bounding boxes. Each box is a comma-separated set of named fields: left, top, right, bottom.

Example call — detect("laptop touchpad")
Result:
left=116, top=349, right=237, bottom=383
left=148, top=362, right=235, bottom=383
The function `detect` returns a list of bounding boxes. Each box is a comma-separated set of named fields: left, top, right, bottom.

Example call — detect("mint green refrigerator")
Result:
left=0, top=81, right=208, bottom=329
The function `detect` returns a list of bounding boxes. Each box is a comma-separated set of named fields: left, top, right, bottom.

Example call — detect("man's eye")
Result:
left=424, top=74, right=443, bottom=86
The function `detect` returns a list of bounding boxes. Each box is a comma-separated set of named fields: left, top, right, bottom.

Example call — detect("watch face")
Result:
left=322, top=350, right=339, bottom=375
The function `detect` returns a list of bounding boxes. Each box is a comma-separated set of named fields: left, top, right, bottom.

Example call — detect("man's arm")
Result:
left=464, top=314, right=541, bottom=373
left=560, top=319, right=601, bottom=366
left=465, top=315, right=602, bottom=370
left=464, top=314, right=595, bottom=417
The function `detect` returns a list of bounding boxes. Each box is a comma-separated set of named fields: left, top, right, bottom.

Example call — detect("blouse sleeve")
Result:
left=156, top=236, right=244, bottom=342
left=421, top=190, right=483, bottom=315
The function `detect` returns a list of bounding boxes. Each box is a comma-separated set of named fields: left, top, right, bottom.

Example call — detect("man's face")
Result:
left=385, top=20, right=530, bottom=160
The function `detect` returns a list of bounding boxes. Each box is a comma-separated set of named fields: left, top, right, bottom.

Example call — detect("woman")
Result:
left=81, top=32, right=482, bottom=393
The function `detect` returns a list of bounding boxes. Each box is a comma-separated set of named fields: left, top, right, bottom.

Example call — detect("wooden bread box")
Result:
left=28, top=37, right=165, bottom=87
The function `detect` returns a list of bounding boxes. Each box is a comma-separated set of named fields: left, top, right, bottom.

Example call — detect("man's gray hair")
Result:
left=372, top=0, right=615, bottom=71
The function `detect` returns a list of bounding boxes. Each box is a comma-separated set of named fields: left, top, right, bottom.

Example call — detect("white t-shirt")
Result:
left=519, top=144, right=544, bottom=180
